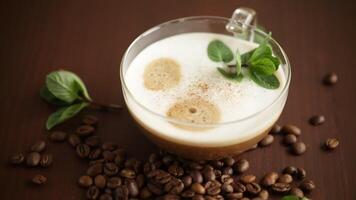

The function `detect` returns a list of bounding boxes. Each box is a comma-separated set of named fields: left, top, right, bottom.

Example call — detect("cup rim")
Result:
left=120, top=16, right=291, bottom=128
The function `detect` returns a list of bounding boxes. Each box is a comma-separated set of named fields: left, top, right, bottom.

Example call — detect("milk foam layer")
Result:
left=124, top=33, right=287, bottom=147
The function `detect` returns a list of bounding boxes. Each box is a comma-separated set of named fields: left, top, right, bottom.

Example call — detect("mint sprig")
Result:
left=207, top=40, right=234, bottom=63
left=40, top=70, right=122, bottom=130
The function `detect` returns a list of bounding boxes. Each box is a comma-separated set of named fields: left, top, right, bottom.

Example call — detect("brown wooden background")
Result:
left=0, top=0, right=355, bottom=199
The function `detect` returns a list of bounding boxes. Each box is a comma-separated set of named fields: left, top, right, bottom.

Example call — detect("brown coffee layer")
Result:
left=143, top=58, right=181, bottom=90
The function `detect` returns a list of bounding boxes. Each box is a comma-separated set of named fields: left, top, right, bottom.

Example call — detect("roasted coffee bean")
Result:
left=104, top=188, right=112, bottom=194
left=220, top=174, right=233, bottom=184
left=94, top=175, right=106, bottom=189
left=148, top=169, right=172, bottom=185
left=283, top=166, right=297, bottom=176
left=181, top=190, right=195, bottom=198
left=102, top=151, right=116, bottom=162
left=277, top=174, right=293, bottom=184
left=126, top=179, right=139, bottom=197
left=222, top=167, right=233, bottom=175
left=246, top=182, right=261, bottom=195
left=76, top=143, right=90, bottom=158
left=76, top=125, right=95, bottom=137
left=89, top=159, right=105, bottom=167
left=203, top=165, right=216, bottom=181
left=271, top=182, right=291, bottom=193
left=164, top=178, right=184, bottom=194
left=325, top=138, right=339, bottom=150
left=259, top=134, right=274, bottom=147
left=234, top=159, right=249, bottom=173
left=147, top=182, right=163, bottom=195
left=290, top=187, right=304, bottom=198
left=261, top=172, right=279, bottom=187
left=136, top=174, right=145, bottom=189
left=231, top=182, right=246, bottom=193
left=210, top=160, right=224, bottom=169
left=99, top=193, right=113, bottom=200
left=259, top=189, right=269, bottom=200
left=87, top=163, right=103, bottom=176
left=190, top=170, right=203, bottom=183
left=240, top=174, right=256, bottom=184
left=187, top=161, right=203, bottom=170
left=222, top=183, right=234, bottom=193
left=168, top=164, right=184, bottom=177
left=115, top=185, right=129, bottom=199
left=87, top=186, right=100, bottom=200
left=159, top=194, right=180, bottom=200
left=205, top=180, right=221, bottom=196
left=29, top=140, right=46, bottom=152
left=300, top=179, right=315, bottom=192
left=40, top=154, right=53, bottom=167
left=32, top=174, right=47, bottom=185
left=26, top=152, right=41, bottom=167
left=120, top=168, right=136, bottom=179
left=309, top=115, right=325, bottom=126
left=284, top=134, right=298, bottom=145
left=270, top=124, right=282, bottom=134
left=323, top=72, right=338, bottom=85
left=104, top=162, right=119, bottom=176
left=78, top=175, right=93, bottom=188
left=251, top=198, right=263, bottom=200
left=102, top=142, right=118, bottom=151
left=106, top=177, right=121, bottom=189
left=295, top=168, right=307, bottom=180
left=282, top=124, right=301, bottom=136
left=85, top=136, right=101, bottom=147
left=89, top=148, right=102, bottom=160
left=10, top=153, right=24, bottom=165
left=192, top=195, right=204, bottom=200
left=182, top=175, right=192, bottom=187
left=115, top=153, right=126, bottom=167
left=226, top=192, right=243, bottom=199
left=124, top=158, right=142, bottom=173
left=83, top=115, right=99, bottom=126
left=68, top=134, right=81, bottom=147
left=162, top=155, right=174, bottom=166
left=191, top=183, right=205, bottom=194
left=140, top=187, right=152, bottom=199
left=292, top=141, right=306, bottom=155
left=49, top=131, right=67, bottom=142
left=223, top=157, right=235, bottom=166
left=214, top=169, right=222, bottom=179
left=148, top=153, right=159, bottom=163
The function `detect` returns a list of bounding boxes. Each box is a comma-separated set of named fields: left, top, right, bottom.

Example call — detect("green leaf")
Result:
left=281, top=196, right=300, bottom=200
left=235, top=49, right=242, bottom=75
left=46, top=102, right=89, bottom=130
left=217, top=68, right=243, bottom=82
left=46, top=70, right=91, bottom=104
left=267, top=55, right=281, bottom=70
left=241, top=49, right=254, bottom=64
left=249, top=70, right=280, bottom=89
left=207, top=40, right=234, bottom=63
left=250, top=58, right=276, bottom=75
left=40, top=86, right=70, bottom=106
left=248, top=43, right=273, bottom=63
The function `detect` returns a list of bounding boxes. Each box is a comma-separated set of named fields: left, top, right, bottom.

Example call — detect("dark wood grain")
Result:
left=0, top=0, right=355, bottom=199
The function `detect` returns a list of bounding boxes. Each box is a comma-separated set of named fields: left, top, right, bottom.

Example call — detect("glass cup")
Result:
left=120, top=8, right=291, bottom=160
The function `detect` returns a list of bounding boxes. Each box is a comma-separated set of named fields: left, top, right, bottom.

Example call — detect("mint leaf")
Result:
left=46, top=102, right=89, bottom=130
left=208, top=40, right=233, bottom=63
left=267, top=55, right=281, bottom=70
left=250, top=58, right=276, bottom=75
left=241, top=49, right=254, bottom=64
left=217, top=68, right=243, bottom=82
left=235, top=49, right=242, bottom=75
left=281, top=196, right=299, bottom=200
left=248, top=43, right=272, bottom=63
left=250, top=70, right=280, bottom=89
left=40, top=86, right=70, bottom=106
left=46, top=70, right=91, bottom=103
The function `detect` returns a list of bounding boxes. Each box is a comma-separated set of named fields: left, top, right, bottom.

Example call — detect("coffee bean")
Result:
left=226, top=193, right=243, bottom=199
left=140, top=187, right=152, bottom=199
left=32, top=174, right=47, bottom=185
left=76, top=143, right=90, bottom=158
left=49, top=131, right=67, bottom=142
left=240, top=198, right=250, bottom=200
left=283, top=166, right=297, bottom=176
left=309, top=115, right=325, bottom=126
left=89, top=148, right=102, bottom=160
left=94, top=175, right=106, bottom=189
left=272, top=182, right=291, bottom=193
left=182, top=175, right=192, bottom=187
left=222, top=183, right=234, bottom=193
left=222, top=167, right=233, bottom=175
left=78, top=175, right=93, bottom=188
left=85, top=136, right=101, bottom=147
left=251, top=198, right=263, bottom=200
left=214, top=169, right=222, bottom=179
left=10, top=153, right=24, bottom=165
left=192, top=194, right=204, bottom=200
left=234, top=159, right=249, bottom=173
left=89, top=159, right=105, bottom=167
left=159, top=194, right=180, bottom=200
left=277, top=174, right=293, bottom=184
left=259, top=134, right=274, bottom=147
left=87, top=186, right=100, bottom=200
left=120, top=168, right=136, bottom=179
left=284, top=134, right=297, bottom=145
left=76, top=125, right=95, bottom=137
left=168, top=164, right=184, bottom=177
left=203, top=165, right=216, bottom=181
left=26, top=152, right=41, bottom=167
left=231, top=182, right=245, bottom=193
left=190, top=170, right=203, bottom=183
left=136, top=174, right=145, bottom=189
left=325, top=138, right=339, bottom=150
left=291, top=141, right=306, bottom=155
left=99, top=194, right=112, bottom=200
left=300, top=179, right=315, bottom=192
left=295, top=168, right=307, bottom=180
left=29, top=140, right=46, bottom=152
left=104, top=188, right=112, bottom=194
left=147, top=182, right=163, bottom=195
left=114, top=152, right=126, bottom=166
left=164, top=178, right=184, bottom=194
left=102, top=142, right=118, bottom=151
left=220, top=174, right=233, bottom=184
left=270, top=124, right=282, bottom=134
left=191, top=183, right=205, bottom=194
left=282, top=124, right=301, bottom=136
left=240, top=174, right=256, bottom=184
left=261, top=172, right=279, bottom=187
left=104, top=162, right=119, bottom=176
left=115, top=185, right=129, bottom=199
left=162, top=155, right=174, bottom=166
left=102, top=151, right=116, bottom=162
left=290, top=187, right=304, bottom=198
left=210, top=160, right=224, bottom=169
left=87, top=163, right=103, bottom=176
left=246, top=182, right=261, bottom=195
left=126, top=179, right=139, bottom=197
left=40, top=154, right=53, bottom=167
left=323, top=72, right=338, bottom=86
left=106, top=177, right=121, bottom=189
left=223, top=157, right=235, bottom=166
left=68, top=134, right=81, bottom=147
left=83, top=115, right=99, bottom=126
left=181, top=190, right=195, bottom=198
left=205, top=180, right=221, bottom=196
left=259, top=189, right=269, bottom=200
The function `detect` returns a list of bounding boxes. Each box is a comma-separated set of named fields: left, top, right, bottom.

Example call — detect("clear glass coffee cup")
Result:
left=120, top=8, right=291, bottom=160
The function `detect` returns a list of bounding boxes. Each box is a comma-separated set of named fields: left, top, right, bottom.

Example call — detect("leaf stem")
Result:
left=87, top=100, right=123, bottom=112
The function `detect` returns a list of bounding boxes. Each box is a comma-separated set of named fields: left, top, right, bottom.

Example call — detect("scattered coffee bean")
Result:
left=309, top=115, right=325, bottom=126
left=231, top=182, right=245, bottom=193
left=323, top=72, right=338, bottom=86
left=202, top=166, right=216, bottom=181
left=220, top=174, right=233, bottom=184
left=181, top=190, right=195, bottom=198
left=283, top=166, right=298, bottom=176
left=223, top=157, right=235, bottom=166
left=182, top=175, right=192, bottom=188
left=89, top=148, right=102, bottom=160
left=83, top=115, right=99, bottom=126
left=140, top=187, right=152, bottom=199
left=126, top=179, right=140, bottom=197
left=168, top=164, right=184, bottom=177
left=270, top=124, right=282, bottom=134
left=284, top=134, right=298, bottom=145
left=210, top=160, right=224, bottom=169
left=10, top=153, right=24, bottom=165
left=277, top=174, right=293, bottom=184
left=120, top=168, right=136, bottom=178
left=190, top=170, right=203, bottom=183
left=300, top=179, right=315, bottom=192
left=290, top=187, right=304, bottom=198
left=295, top=168, right=307, bottom=180
left=222, top=183, right=234, bottom=193
left=291, top=141, right=307, bottom=155
left=282, top=124, right=301, bottom=136
left=102, top=142, right=118, bottom=151
left=76, top=125, right=95, bottom=137
left=259, top=134, right=274, bottom=147
left=191, top=183, right=205, bottom=194
left=204, top=180, right=221, bottom=195
left=246, top=182, right=261, bottom=195
left=103, top=162, right=119, bottom=176
left=271, top=182, right=291, bottom=193
left=87, top=186, right=100, bottom=199
left=115, top=185, right=130, bottom=199
left=76, top=143, right=90, bottom=158
left=234, top=159, right=249, bottom=173
left=26, top=152, right=41, bottom=167
left=259, top=189, right=269, bottom=200
left=87, top=163, right=103, bottom=176
left=85, top=136, right=101, bottom=147
left=40, top=154, right=53, bottom=167
left=325, top=138, right=339, bottom=150
left=99, top=193, right=113, bottom=200
left=240, top=174, right=256, bottom=184
left=94, top=175, right=106, bottom=189
left=29, top=140, right=46, bottom=152
left=32, top=174, right=47, bottom=185
left=49, top=131, right=67, bottom=142
left=222, top=167, right=233, bottom=175
left=78, top=175, right=93, bottom=188
left=261, top=172, right=278, bottom=187
left=107, top=177, right=122, bottom=189
left=226, top=193, right=243, bottom=199
left=68, top=134, right=81, bottom=147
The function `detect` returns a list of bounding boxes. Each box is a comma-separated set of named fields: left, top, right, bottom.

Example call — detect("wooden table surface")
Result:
left=0, top=0, right=355, bottom=199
